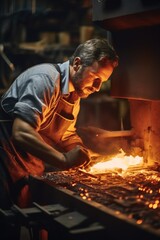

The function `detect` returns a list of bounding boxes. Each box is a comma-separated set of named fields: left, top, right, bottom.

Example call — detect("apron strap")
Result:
left=53, top=64, right=61, bottom=74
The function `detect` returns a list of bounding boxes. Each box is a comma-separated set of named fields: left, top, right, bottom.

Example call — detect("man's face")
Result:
left=72, top=61, right=114, bottom=98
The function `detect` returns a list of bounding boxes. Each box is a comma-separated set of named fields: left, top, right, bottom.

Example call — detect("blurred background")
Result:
left=0, top=0, right=130, bottom=133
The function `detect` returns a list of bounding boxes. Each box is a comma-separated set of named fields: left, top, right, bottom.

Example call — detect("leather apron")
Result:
left=0, top=93, right=79, bottom=207
left=0, top=93, right=78, bottom=183
left=39, top=94, right=76, bottom=150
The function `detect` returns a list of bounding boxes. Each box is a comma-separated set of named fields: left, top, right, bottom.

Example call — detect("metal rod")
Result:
left=78, top=168, right=98, bottom=178
left=0, top=51, right=15, bottom=71
left=33, top=202, right=52, bottom=216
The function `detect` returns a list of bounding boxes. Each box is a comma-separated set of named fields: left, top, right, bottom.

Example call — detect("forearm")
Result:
left=12, top=118, right=66, bottom=169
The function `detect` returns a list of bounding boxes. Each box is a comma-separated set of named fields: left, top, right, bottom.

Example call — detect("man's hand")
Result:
left=12, top=118, right=90, bottom=170
left=63, top=145, right=90, bottom=169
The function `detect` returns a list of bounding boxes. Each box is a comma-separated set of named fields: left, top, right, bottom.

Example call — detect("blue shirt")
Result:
left=1, top=61, right=72, bottom=130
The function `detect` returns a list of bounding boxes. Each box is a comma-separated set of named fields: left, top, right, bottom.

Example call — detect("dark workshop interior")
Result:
left=0, top=0, right=160, bottom=240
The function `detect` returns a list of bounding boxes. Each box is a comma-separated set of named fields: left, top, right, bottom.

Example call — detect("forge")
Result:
left=1, top=157, right=159, bottom=240
left=0, top=2, right=160, bottom=240
left=28, top=142, right=160, bottom=239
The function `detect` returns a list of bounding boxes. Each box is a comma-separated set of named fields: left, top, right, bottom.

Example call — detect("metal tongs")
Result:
left=78, top=126, right=134, bottom=138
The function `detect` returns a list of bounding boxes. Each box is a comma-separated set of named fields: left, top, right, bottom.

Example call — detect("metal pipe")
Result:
left=0, top=44, right=15, bottom=71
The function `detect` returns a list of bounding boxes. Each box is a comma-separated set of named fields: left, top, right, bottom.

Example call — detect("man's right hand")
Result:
left=63, top=145, right=90, bottom=169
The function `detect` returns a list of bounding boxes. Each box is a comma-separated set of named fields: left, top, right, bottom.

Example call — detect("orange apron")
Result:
left=0, top=93, right=79, bottom=182
left=0, top=93, right=79, bottom=206
left=39, top=94, right=76, bottom=149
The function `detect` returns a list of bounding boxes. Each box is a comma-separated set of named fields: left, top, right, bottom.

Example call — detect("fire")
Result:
left=88, top=149, right=143, bottom=174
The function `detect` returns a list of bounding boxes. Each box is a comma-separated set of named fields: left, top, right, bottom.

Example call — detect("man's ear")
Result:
left=73, top=57, right=81, bottom=71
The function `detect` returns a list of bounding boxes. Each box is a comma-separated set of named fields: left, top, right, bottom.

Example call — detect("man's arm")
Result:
left=12, top=118, right=90, bottom=169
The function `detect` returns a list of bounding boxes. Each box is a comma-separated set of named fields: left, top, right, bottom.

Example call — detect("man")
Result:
left=0, top=38, right=118, bottom=208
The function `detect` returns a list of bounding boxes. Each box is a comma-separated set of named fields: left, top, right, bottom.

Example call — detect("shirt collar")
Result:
left=57, top=60, right=75, bottom=95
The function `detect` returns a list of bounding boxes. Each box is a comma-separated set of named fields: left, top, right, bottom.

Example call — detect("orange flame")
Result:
left=88, top=149, right=143, bottom=174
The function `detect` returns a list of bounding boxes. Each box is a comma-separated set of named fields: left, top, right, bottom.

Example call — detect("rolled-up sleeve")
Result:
left=13, top=74, right=54, bottom=130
